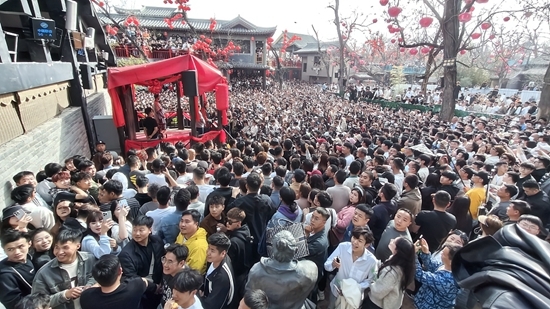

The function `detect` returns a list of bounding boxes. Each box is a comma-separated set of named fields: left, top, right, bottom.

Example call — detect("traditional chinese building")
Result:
left=99, top=6, right=276, bottom=83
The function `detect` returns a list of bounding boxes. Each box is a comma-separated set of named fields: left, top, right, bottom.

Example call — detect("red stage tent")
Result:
left=107, top=54, right=226, bottom=128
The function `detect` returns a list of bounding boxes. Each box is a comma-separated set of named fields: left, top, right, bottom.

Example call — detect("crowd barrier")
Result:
left=361, top=99, right=505, bottom=119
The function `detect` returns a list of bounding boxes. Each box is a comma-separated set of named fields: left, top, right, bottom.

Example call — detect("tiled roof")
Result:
left=273, top=32, right=317, bottom=49
left=102, top=8, right=276, bottom=36
left=294, top=41, right=340, bottom=54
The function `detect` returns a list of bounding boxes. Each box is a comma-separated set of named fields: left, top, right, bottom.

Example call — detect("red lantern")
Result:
left=489, top=34, right=495, bottom=40
left=460, top=50, right=467, bottom=55
left=400, top=47, right=405, bottom=53
left=373, top=18, right=378, bottom=23
left=409, top=48, right=418, bottom=55
left=503, top=16, right=510, bottom=22
left=391, top=39, right=396, bottom=43
left=471, top=33, right=481, bottom=39
left=458, top=13, right=472, bottom=23
left=215, top=84, right=229, bottom=111
left=469, top=6, right=475, bottom=12
left=481, top=22, right=491, bottom=30
left=380, top=0, right=389, bottom=6
left=419, top=17, right=433, bottom=27
left=420, top=47, right=430, bottom=54
left=388, top=7, right=402, bottom=18
left=464, top=0, right=473, bottom=3
left=98, top=1, right=105, bottom=7
left=476, top=0, right=488, bottom=3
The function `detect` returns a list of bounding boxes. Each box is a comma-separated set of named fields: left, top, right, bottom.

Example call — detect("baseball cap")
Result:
left=441, top=171, right=458, bottom=181
left=293, top=169, right=306, bottom=183
left=2, top=205, right=25, bottom=221
left=473, top=170, right=490, bottom=185
left=307, top=170, right=322, bottom=177
left=96, top=140, right=105, bottom=145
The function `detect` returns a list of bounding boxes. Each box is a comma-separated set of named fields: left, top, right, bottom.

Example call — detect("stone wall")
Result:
left=0, top=84, right=112, bottom=211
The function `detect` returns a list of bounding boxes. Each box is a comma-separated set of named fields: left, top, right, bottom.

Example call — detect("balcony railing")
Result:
left=114, top=46, right=192, bottom=60
left=271, top=59, right=302, bottom=68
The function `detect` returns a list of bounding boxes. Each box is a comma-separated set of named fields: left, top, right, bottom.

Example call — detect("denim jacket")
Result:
left=31, top=252, right=96, bottom=309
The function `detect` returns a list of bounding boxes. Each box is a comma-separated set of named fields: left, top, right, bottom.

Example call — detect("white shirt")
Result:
left=146, top=206, right=175, bottom=234
left=60, top=258, right=81, bottom=309
left=146, top=173, right=168, bottom=187
left=176, top=174, right=193, bottom=186
left=345, top=154, right=355, bottom=168
left=418, top=167, right=429, bottom=183
left=393, top=170, right=405, bottom=195
left=197, top=184, right=215, bottom=203
left=324, top=242, right=378, bottom=297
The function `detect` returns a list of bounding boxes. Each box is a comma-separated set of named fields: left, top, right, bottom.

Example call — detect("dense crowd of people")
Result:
left=1, top=81, right=549, bottom=309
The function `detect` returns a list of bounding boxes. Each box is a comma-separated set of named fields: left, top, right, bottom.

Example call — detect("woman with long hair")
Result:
left=267, top=186, right=303, bottom=228
left=80, top=210, right=119, bottom=258
left=447, top=196, right=473, bottom=236
left=334, top=187, right=366, bottom=240
left=30, top=228, right=54, bottom=270
left=49, top=198, right=78, bottom=238
left=317, top=152, right=329, bottom=174
left=309, top=174, right=326, bottom=191
left=423, top=229, right=469, bottom=270
left=363, top=237, right=416, bottom=309
left=296, top=182, right=312, bottom=210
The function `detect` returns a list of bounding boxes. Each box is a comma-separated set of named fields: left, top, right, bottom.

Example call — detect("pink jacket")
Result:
left=335, top=204, right=356, bottom=240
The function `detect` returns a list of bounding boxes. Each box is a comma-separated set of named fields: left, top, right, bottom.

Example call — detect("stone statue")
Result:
left=246, top=230, right=318, bottom=309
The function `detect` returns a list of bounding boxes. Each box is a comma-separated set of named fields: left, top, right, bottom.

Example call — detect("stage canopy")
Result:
left=107, top=54, right=226, bottom=127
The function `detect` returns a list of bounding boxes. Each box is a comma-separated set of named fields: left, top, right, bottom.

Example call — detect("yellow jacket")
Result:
left=466, top=186, right=486, bottom=220
left=176, top=227, right=208, bottom=274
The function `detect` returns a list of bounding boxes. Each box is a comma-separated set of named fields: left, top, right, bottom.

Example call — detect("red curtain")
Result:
left=124, top=130, right=224, bottom=150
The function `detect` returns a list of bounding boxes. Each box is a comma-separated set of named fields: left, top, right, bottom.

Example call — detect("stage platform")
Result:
left=125, top=129, right=192, bottom=150
left=125, top=128, right=225, bottom=150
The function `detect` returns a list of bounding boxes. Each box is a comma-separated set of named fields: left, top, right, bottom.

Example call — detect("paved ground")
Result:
left=318, top=294, right=480, bottom=309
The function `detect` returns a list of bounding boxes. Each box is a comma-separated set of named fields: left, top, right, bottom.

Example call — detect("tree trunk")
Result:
left=440, top=0, right=460, bottom=121
left=421, top=52, right=435, bottom=94
left=421, top=49, right=441, bottom=94
left=332, top=0, right=346, bottom=95
left=538, top=64, right=550, bottom=120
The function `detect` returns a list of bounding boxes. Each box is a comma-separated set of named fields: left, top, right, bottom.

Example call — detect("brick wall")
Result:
left=0, top=89, right=112, bottom=211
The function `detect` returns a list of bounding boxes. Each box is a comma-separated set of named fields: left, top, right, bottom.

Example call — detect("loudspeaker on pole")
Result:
left=181, top=71, right=198, bottom=97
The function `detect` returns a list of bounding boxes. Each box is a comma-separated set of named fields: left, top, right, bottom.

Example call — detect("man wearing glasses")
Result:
left=160, top=244, right=188, bottom=309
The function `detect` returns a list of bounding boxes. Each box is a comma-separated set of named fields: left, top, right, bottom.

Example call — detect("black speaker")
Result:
left=181, top=70, right=198, bottom=97
left=80, top=64, right=93, bottom=89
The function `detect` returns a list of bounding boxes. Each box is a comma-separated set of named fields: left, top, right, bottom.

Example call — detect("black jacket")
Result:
left=523, top=191, right=550, bottom=228
left=0, top=257, right=34, bottom=309
left=119, top=235, right=165, bottom=284
left=361, top=186, right=378, bottom=207
left=227, top=193, right=276, bottom=263
left=228, top=224, right=253, bottom=278
left=368, top=200, right=398, bottom=247
left=452, top=224, right=550, bottom=309
left=202, top=257, right=235, bottom=309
